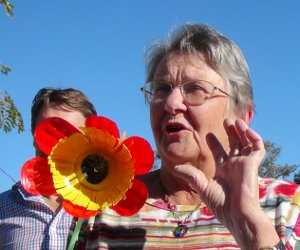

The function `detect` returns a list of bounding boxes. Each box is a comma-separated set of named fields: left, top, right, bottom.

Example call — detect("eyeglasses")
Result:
left=140, top=79, right=232, bottom=106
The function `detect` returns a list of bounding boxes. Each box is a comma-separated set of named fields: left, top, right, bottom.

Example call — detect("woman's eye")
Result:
left=184, top=84, right=205, bottom=94
left=154, top=84, right=171, bottom=95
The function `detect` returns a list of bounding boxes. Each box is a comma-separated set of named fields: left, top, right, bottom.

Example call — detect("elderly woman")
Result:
left=74, top=24, right=299, bottom=249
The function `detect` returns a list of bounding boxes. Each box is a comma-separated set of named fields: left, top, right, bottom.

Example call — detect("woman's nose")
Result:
left=164, top=87, right=187, bottom=114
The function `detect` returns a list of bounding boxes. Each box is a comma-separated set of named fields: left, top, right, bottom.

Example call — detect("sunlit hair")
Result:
left=31, top=87, right=97, bottom=133
left=144, top=23, right=254, bottom=115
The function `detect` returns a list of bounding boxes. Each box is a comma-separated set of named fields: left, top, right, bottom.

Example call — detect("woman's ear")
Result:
left=241, top=104, right=254, bottom=125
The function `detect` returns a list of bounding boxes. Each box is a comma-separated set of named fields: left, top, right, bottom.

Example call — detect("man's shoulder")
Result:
left=0, top=183, right=23, bottom=210
left=0, top=186, right=16, bottom=201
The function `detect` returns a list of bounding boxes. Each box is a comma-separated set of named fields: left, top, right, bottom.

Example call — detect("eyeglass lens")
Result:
left=149, top=80, right=214, bottom=105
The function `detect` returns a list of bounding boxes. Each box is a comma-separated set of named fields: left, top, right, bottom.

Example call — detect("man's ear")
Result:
left=241, top=104, right=254, bottom=125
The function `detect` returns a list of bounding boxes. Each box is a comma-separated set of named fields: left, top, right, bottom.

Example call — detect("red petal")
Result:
left=63, top=200, right=100, bottom=218
left=20, top=157, right=56, bottom=195
left=85, top=115, right=120, bottom=138
left=112, top=178, right=148, bottom=216
left=122, top=136, right=154, bottom=175
left=35, top=117, right=80, bottom=155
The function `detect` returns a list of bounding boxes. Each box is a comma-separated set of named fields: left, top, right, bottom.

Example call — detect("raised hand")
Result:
left=174, top=118, right=279, bottom=249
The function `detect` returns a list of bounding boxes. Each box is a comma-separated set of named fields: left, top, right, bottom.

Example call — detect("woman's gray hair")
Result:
left=144, top=23, right=254, bottom=115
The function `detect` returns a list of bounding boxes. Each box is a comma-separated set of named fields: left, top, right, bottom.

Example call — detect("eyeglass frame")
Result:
left=140, top=79, right=235, bottom=106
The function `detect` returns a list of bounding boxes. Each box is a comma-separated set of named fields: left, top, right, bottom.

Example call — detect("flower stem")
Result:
left=67, top=218, right=84, bottom=250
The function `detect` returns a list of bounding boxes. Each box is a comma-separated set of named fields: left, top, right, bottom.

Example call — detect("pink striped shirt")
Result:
left=72, top=178, right=300, bottom=249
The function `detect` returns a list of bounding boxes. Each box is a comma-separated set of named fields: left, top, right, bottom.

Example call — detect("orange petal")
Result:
left=112, top=178, right=148, bottom=216
left=35, top=117, right=80, bottom=155
left=21, top=157, right=56, bottom=195
left=122, top=136, right=154, bottom=175
left=85, top=115, right=120, bottom=139
left=63, top=200, right=101, bottom=218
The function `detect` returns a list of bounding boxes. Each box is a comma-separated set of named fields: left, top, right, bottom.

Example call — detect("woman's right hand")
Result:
left=173, top=118, right=280, bottom=249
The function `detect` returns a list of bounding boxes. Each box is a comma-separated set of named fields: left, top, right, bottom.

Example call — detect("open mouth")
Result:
left=165, top=123, right=186, bottom=133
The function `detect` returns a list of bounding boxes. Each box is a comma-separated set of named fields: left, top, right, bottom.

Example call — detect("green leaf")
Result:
left=0, top=64, right=11, bottom=75
left=0, top=0, right=14, bottom=16
left=259, top=140, right=298, bottom=179
left=0, top=92, right=24, bottom=133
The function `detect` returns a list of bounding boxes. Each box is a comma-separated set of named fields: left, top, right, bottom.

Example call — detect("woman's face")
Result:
left=150, top=52, right=238, bottom=173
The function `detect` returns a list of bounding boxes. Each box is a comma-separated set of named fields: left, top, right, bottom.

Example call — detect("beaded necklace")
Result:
left=164, top=195, right=205, bottom=238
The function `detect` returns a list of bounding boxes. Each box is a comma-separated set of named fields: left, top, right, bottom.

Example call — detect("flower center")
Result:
left=81, top=155, right=109, bottom=184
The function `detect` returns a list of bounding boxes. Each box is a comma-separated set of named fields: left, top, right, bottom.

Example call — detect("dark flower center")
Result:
left=81, top=155, right=108, bottom=184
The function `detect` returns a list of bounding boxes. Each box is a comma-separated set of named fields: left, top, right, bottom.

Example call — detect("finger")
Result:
left=206, top=133, right=228, bottom=165
left=173, top=165, right=208, bottom=194
left=234, top=119, right=252, bottom=148
left=245, top=127, right=265, bottom=152
left=235, top=119, right=265, bottom=155
left=223, top=118, right=242, bottom=156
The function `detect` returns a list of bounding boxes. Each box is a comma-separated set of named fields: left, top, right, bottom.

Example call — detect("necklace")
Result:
left=164, top=195, right=204, bottom=238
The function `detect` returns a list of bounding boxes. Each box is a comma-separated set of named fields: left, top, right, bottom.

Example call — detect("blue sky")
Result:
left=1, top=1, right=299, bottom=192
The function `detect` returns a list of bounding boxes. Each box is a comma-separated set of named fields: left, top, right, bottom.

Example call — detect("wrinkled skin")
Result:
left=149, top=52, right=279, bottom=248
left=174, top=119, right=279, bottom=249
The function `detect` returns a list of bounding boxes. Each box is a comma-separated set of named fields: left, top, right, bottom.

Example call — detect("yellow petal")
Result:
left=49, top=127, right=136, bottom=210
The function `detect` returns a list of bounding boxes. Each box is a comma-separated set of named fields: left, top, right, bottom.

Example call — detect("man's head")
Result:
left=31, top=87, right=97, bottom=156
left=31, top=87, right=97, bottom=134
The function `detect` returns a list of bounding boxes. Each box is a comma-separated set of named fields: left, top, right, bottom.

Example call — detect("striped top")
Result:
left=73, top=178, right=300, bottom=249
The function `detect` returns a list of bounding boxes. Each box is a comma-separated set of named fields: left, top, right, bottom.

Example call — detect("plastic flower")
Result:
left=21, top=115, right=154, bottom=218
